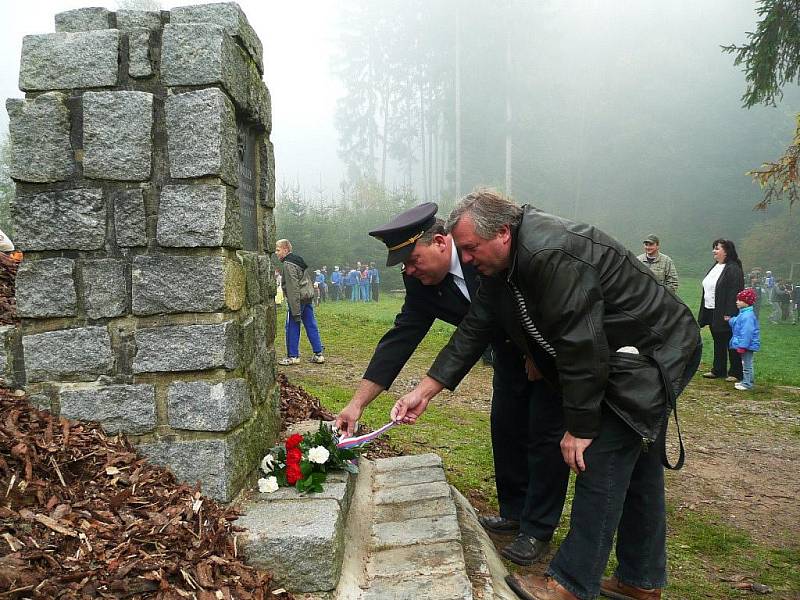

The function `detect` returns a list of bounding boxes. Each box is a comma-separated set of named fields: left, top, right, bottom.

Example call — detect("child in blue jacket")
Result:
left=726, top=288, right=761, bottom=390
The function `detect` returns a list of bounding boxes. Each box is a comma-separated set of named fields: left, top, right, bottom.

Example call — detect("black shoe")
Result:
left=500, top=534, right=550, bottom=566
left=478, top=515, right=519, bottom=535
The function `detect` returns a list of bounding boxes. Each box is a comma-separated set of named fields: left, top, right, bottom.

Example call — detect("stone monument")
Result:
left=5, top=3, right=279, bottom=502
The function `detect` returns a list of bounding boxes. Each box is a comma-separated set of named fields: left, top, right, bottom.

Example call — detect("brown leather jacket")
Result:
left=428, top=206, right=701, bottom=438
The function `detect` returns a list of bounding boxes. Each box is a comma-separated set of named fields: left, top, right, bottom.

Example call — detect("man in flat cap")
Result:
left=334, top=202, right=568, bottom=565
left=637, top=234, right=678, bottom=293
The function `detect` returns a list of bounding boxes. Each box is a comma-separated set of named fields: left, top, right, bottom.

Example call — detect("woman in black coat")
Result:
left=698, top=239, right=745, bottom=380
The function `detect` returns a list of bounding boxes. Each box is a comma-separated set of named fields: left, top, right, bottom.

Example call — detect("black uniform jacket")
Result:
left=427, top=206, right=701, bottom=439
left=363, top=259, right=521, bottom=389
left=697, top=262, right=744, bottom=333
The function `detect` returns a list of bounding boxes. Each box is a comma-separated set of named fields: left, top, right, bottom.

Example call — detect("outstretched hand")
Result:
left=389, top=376, right=445, bottom=424
left=334, top=402, right=363, bottom=438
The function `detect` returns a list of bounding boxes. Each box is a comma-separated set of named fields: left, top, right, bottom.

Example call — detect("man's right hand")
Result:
left=334, top=402, right=363, bottom=438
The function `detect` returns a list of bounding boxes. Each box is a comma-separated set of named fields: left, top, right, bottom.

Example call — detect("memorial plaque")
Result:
left=237, top=122, right=258, bottom=251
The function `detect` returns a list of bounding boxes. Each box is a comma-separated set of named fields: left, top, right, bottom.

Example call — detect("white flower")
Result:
left=260, top=453, right=275, bottom=474
left=258, top=476, right=279, bottom=493
left=308, top=445, right=330, bottom=465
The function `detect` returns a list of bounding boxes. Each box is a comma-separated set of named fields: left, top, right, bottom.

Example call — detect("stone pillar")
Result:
left=6, top=4, right=279, bottom=502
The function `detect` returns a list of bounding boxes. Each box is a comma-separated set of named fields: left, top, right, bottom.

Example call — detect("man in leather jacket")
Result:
left=335, top=202, right=568, bottom=565
left=392, top=190, right=701, bottom=600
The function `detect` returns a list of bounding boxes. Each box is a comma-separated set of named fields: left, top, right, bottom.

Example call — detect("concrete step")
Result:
left=238, top=450, right=517, bottom=598
left=236, top=468, right=356, bottom=593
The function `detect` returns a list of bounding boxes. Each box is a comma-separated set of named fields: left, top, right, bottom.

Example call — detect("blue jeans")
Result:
left=361, top=282, right=370, bottom=301
left=285, top=303, right=323, bottom=357
left=547, top=345, right=701, bottom=599
left=740, top=350, right=754, bottom=388
left=351, top=284, right=360, bottom=301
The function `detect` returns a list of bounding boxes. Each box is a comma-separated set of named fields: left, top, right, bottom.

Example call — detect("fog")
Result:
left=1, top=0, right=797, bottom=270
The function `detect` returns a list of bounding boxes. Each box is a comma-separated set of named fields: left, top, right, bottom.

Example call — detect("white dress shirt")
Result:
left=449, top=241, right=470, bottom=301
left=702, top=263, right=725, bottom=309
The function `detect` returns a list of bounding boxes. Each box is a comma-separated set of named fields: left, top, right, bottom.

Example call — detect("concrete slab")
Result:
left=373, top=453, right=442, bottom=473
left=373, top=466, right=446, bottom=489
left=360, top=572, right=473, bottom=600
left=373, top=480, right=451, bottom=506
left=237, top=498, right=344, bottom=592
left=373, top=495, right=456, bottom=524
left=367, top=541, right=465, bottom=578
left=372, top=514, right=461, bottom=549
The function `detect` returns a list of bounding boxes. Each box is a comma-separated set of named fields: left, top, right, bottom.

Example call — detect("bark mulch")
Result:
left=0, top=252, right=18, bottom=325
left=0, top=388, right=294, bottom=600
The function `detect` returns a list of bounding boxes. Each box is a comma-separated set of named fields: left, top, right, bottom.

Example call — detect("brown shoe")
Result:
left=505, top=574, right=578, bottom=600
left=600, top=576, right=661, bottom=600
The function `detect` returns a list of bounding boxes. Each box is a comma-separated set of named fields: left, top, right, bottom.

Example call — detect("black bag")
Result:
left=605, top=351, right=685, bottom=470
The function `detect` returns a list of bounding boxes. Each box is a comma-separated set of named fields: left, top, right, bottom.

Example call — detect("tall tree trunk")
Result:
left=381, top=92, right=389, bottom=191
left=505, top=33, right=513, bottom=197
left=419, top=86, right=428, bottom=200
left=455, top=6, right=462, bottom=199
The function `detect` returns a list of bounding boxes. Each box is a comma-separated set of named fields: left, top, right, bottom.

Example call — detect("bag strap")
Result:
left=651, top=356, right=684, bottom=470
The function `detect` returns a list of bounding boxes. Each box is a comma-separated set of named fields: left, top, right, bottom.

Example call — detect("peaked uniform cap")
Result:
left=369, top=202, right=438, bottom=266
left=642, top=234, right=660, bottom=244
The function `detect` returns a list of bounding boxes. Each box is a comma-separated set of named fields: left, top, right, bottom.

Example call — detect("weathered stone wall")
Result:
left=6, top=3, right=279, bottom=502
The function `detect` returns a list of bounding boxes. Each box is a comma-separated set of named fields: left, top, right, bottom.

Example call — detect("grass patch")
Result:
left=276, top=293, right=799, bottom=598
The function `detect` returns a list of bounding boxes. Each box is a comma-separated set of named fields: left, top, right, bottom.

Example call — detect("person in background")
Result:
left=699, top=239, right=744, bottom=382
left=636, top=234, right=679, bottom=293
left=330, top=266, right=342, bottom=301
left=775, top=280, right=792, bottom=322
left=725, top=288, right=760, bottom=391
left=359, top=266, right=371, bottom=302
left=275, top=239, right=325, bottom=365
left=274, top=269, right=283, bottom=306
left=315, top=269, right=328, bottom=303
left=369, top=261, right=381, bottom=301
left=764, top=270, right=775, bottom=301
left=347, top=265, right=361, bottom=301
left=793, top=282, right=800, bottom=324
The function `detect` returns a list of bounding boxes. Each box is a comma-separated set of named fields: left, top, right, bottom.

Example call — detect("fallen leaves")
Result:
left=0, top=389, right=294, bottom=599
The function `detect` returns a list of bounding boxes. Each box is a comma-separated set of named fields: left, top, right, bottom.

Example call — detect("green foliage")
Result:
left=722, top=0, right=800, bottom=109
left=723, top=1, right=800, bottom=209
left=274, top=178, right=418, bottom=290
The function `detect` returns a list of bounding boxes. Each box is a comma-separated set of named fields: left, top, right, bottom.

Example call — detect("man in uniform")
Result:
left=637, top=234, right=678, bottom=293
left=334, top=203, right=568, bottom=565
left=392, top=190, right=701, bottom=600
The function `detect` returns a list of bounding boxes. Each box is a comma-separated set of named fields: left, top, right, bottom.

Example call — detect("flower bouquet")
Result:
left=258, top=422, right=359, bottom=494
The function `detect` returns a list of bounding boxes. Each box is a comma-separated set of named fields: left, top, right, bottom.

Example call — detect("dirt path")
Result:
left=287, top=358, right=800, bottom=550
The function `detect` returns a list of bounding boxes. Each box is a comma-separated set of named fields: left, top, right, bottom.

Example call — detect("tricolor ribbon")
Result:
left=336, top=421, right=398, bottom=449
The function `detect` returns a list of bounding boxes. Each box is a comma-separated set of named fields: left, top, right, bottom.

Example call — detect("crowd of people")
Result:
left=277, top=262, right=382, bottom=305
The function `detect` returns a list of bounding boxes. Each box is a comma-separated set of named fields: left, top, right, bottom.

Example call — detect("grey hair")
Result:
left=276, top=238, right=292, bottom=251
left=445, top=188, right=522, bottom=239
left=417, top=218, right=446, bottom=245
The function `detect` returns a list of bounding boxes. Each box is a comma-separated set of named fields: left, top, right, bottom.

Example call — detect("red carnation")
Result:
left=286, top=434, right=303, bottom=449
left=286, top=447, right=302, bottom=464
left=286, top=463, right=303, bottom=485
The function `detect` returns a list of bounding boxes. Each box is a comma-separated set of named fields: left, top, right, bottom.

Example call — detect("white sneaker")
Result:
left=310, top=353, right=325, bottom=364
left=734, top=383, right=750, bottom=391
left=278, top=356, right=301, bottom=366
